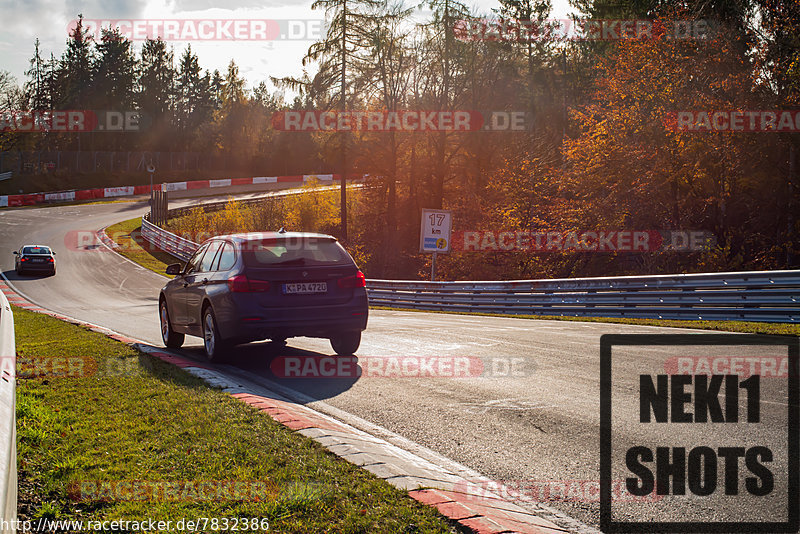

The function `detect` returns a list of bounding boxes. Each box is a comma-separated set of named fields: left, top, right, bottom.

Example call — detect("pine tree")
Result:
left=139, top=38, right=175, bottom=148
left=58, top=14, right=94, bottom=109
left=93, top=28, right=137, bottom=110
left=24, top=39, right=47, bottom=110
left=139, top=38, right=174, bottom=118
left=175, top=45, right=214, bottom=148
left=275, top=0, right=382, bottom=240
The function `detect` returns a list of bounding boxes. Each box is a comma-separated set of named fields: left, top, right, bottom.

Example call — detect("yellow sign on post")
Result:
left=420, top=209, right=452, bottom=281
left=420, top=209, right=452, bottom=253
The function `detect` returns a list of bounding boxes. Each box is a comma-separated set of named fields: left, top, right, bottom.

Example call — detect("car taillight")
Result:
left=227, top=275, right=270, bottom=292
left=47, top=257, right=54, bottom=262
left=20, top=257, right=28, bottom=262
left=249, top=279, right=271, bottom=291
left=338, top=271, right=366, bottom=288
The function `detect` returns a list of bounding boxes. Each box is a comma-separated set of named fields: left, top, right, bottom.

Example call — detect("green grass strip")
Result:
left=14, top=306, right=455, bottom=532
left=104, top=217, right=176, bottom=277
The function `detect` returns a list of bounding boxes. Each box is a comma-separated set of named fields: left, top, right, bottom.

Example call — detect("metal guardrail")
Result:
left=367, top=271, right=800, bottom=323
left=0, top=292, right=16, bottom=533
left=138, top=187, right=800, bottom=324
left=140, top=217, right=197, bottom=262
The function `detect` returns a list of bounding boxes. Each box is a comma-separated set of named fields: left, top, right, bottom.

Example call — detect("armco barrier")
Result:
left=139, top=203, right=800, bottom=323
left=140, top=219, right=198, bottom=261
left=367, top=271, right=800, bottom=323
left=0, top=291, right=16, bottom=533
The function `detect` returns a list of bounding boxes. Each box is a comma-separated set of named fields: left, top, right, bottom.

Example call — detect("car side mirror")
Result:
left=51, top=251, right=56, bottom=255
left=12, top=251, right=18, bottom=255
left=166, top=263, right=183, bottom=275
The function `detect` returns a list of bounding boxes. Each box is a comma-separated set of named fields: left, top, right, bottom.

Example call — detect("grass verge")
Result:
left=14, top=304, right=457, bottom=532
left=104, top=217, right=177, bottom=277
left=105, top=216, right=799, bottom=336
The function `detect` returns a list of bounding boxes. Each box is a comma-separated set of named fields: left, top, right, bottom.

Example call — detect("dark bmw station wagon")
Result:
left=159, top=231, right=368, bottom=360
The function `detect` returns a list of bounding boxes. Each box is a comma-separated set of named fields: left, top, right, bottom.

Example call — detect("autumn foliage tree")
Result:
left=7, top=4, right=799, bottom=279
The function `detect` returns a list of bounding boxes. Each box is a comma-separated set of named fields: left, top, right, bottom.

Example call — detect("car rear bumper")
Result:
left=219, top=296, right=369, bottom=342
left=19, top=263, right=55, bottom=271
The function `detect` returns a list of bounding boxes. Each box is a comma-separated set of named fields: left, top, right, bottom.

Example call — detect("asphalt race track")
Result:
left=2, top=198, right=793, bottom=532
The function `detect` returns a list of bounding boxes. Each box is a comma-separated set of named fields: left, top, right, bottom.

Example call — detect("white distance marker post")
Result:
left=419, top=208, right=452, bottom=281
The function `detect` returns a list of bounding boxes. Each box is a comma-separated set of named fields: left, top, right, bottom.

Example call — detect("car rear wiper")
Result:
left=273, top=258, right=306, bottom=265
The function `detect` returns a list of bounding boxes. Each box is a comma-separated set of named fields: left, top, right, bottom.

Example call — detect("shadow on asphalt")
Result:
left=2, top=268, right=54, bottom=281
left=117, top=200, right=150, bottom=212
left=177, top=340, right=363, bottom=403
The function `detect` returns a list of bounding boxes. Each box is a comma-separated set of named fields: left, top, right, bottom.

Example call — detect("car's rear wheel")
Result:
left=203, top=306, right=228, bottom=362
left=160, top=300, right=184, bottom=348
left=330, top=331, right=361, bottom=356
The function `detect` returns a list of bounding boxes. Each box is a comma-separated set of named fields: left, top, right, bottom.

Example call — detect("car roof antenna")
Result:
left=278, top=227, right=286, bottom=233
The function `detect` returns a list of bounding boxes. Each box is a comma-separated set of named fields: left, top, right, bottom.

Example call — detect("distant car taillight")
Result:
left=227, top=274, right=270, bottom=292
left=20, top=257, right=28, bottom=262
left=338, top=271, right=366, bottom=288
left=47, top=257, right=54, bottom=262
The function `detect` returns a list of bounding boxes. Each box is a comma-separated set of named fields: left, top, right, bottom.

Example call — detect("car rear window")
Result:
left=22, top=246, right=50, bottom=255
left=214, top=243, right=236, bottom=271
left=199, top=241, right=223, bottom=272
left=241, top=237, right=352, bottom=267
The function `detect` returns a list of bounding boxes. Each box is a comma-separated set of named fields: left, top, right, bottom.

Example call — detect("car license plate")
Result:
left=283, top=282, right=327, bottom=294
left=31, top=258, right=43, bottom=263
